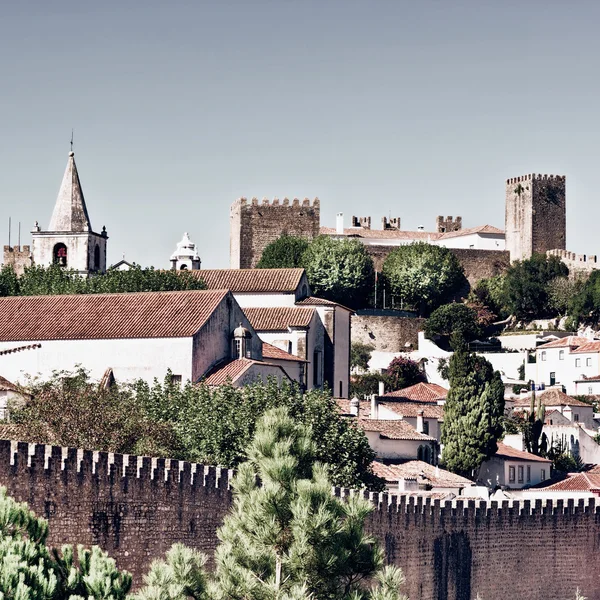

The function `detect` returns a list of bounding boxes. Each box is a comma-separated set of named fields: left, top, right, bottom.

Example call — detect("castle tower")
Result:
left=436, top=216, right=462, bottom=233
left=170, top=232, right=201, bottom=270
left=229, top=197, right=320, bottom=269
left=31, top=151, right=108, bottom=275
left=505, top=174, right=566, bottom=262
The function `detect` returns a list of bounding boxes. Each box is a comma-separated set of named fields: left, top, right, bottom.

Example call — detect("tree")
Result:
left=350, top=373, right=389, bottom=400
left=464, top=292, right=496, bottom=327
left=385, top=356, right=425, bottom=391
left=382, top=242, right=466, bottom=316
left=425, top=303, right=482, bottom=348
left=502, top=254, right=568, bottom=319
left=441, top=343, right=505, bottom=478
left=256, top=235, right=310, bottom=269
left=210, top=407, right=408, bottom=600
left=351, top=342, right=374, bottom=372
left=568, top=270, right=600, bottom=326
left=301, top=236, right=375, bottom=308
left=0, top=264, right=19, bottom=296
left=472, top=275, right=508, bottom=321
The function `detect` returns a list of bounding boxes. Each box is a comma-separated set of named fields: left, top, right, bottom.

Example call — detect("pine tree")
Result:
left=441, top=341, right=505, bottom=478
left=209, top=407, right=407, bottom=600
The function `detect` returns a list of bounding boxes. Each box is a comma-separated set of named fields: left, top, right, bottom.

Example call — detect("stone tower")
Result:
left=170, top=232, right=201, bottom=270
left=31, top=151, right=108, bottom=275
left=229, top=197, right=320, bottom=269
left=505, top=174, right=566, bottom=262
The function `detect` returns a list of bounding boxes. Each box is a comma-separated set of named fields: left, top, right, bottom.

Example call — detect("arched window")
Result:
left=417, top=446, right=424, bottom=461
left=180, top=264, right=188, bottom=270
left=53, top=243, right=68, bottom=267
left=423, top=446, right=431, bottom=464
left=94, top=244, right=100, bottom=270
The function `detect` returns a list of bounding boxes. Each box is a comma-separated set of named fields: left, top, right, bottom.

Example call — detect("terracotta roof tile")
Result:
left=358, top=419, right=436, bottom=441
left=381, top=402, right=444, bottom=419
left=0, top=290, right=228, bottom=341
left=191, top=268, right=305, bottom=293
left=437, top=224, right=504, bottom=240
left=536, top=336, right=589, bottom=350
left=543, top=472, right=600, bottom=491
left=262, top=342, right=306, bottom=362
left=296, top=297, right=353, bottom=312
left=0, top=376, right=20, bottom=393
left=494, top=442, right=551, bottom=463
left=320, top=227, right=442, bottom=241
left=372, top=460, right=473, bottom=487
left=244, top=307, right=315, bottom=331
left=382, top=382, right=448, bottom=402
left=203, top=358, right=288, bottom=386
left=512, top=389, right=591, bottom=408
left=571, top=341, right=600, bottom=354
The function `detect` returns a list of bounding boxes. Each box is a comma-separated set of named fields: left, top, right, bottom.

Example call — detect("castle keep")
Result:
left=1, top=439, right=599, bottom=600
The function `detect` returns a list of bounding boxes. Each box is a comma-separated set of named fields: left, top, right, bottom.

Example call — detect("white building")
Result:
left=170, top=232, right=201, bottom=271
left=31, top=150, right=108, bottom=275
left=0, top=289, right=292, bottom=387
left=0, top=376, right=29, bottom=421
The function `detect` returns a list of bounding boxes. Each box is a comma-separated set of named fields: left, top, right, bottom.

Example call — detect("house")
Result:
left=195, top=268, right=351, bottom=397
left=371, top=460, right=475, bottom=495
left=478, top=442, right=551, bottom=489
left=381, top=382, right=448, bottom=404
left=574, top=374, right=600, bottom=396
left=261, top=342, right=307, bottom=384
left=202, top=357, right=290, bottom=388
left=0, top=290, right=277, bottom=386
left=512, top=389, right=595, bottom=429
left=0, top=376, right=29, bottom=420
left=539, top=471, right=600, bottom=497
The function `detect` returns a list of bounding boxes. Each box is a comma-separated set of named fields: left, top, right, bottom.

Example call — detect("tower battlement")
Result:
left=234, top=197, right=320, bottom=209
left=351, top=216, right=372, bottom=229
left=436, top=215, right=462, bottom=233
left=2, top=245, right=32, bottom=275
left=381, top=217, right=401, bottom=230
left=507, top=174, right=566, bottom=184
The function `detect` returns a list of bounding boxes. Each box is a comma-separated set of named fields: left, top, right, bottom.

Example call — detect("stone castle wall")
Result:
left=2, top=245, right=32, bottom=276
left=229, top=197, right=320, bottom=269
left=1, top=440, right=600, bottom=600
left=351, top=312, right=425, bottom=351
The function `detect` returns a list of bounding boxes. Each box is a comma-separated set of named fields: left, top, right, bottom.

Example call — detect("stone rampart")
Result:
left=351, top=312, right=425, bottom=351
left=1, top=439, right=599, bottom=600
left=3, top=245, right=32, bottom=275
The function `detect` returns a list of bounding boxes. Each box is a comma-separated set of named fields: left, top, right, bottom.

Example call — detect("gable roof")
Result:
left=437, top=224, right=504, bottom=240
left=572, top=341, right=600, bottom=354
left=295, top=296, right=353, bottom=312
left=320, top=227, right=442, bottom=241
left=262, top=342, right=307, bottom=362
left=358, top=419, right=436, bottom=441
left=494, top=442, right=551, bottom=463
left=336, top=398, right=443, bottom=419
left=0, top=290, right=229, bottom=341
left=536, top=336, right=589, bottom=350
left=48, top=151, right=92, bottom=232
left=0, top=376, right=21, bottom=393
left=202, top=358, right=289, bottom=386
left=191, top=268, right=306, bottom=293
left=382, top=382, right=448, bottom=402
left=244, top=307, right=315, bottom=331
left=543, top=472, right=600, bottom=491
left=512, top=389, right=591, bottom=408
left=372, top=460, right=473, bottom=487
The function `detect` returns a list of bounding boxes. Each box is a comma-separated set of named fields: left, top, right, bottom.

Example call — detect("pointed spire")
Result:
left=48, top=151, right=92, bottom=232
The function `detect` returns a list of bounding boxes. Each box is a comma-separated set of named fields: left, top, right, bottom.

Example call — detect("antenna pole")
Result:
left=18, top=222, right=21, bottom=247
left=8, top=217, right=11, bottom=249
left=70, top=129, right=74, bottom=152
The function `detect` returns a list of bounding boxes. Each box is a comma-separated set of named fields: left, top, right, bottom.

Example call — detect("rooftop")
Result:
left=512, top=389, right=591, bottom=408
left=320, top=227, right=442, bottom=241
left=358, top=419, right=436, bottom=441
left=372, top=460, right=473, bottom=488
left=0, top=290, right=229, bottom=341
left=295, top=296, right=353, bottom=312
left=536, top=336, right=589, bottom=350
left=494, top=442, right=551, bottom=463
left=202, top=358, right=287, bottom=386
left=244, top=307, right=315, bottom=331
left=191, top=268, right=306, bottom=293
left=572, top=341, right=600, bottom=354
left=437, top=224, right=504, bottom=240
left=542, top=472, right=600, bottom=491
left=382, top=382, right=448, bottom=402
left=262, top=342, right=306, bottom=362
left=0, top=376, right=21, bottom=393
left=336, top=398, right=444, bottom=419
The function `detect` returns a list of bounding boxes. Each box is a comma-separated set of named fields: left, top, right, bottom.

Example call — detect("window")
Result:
left=518, top=466, right=524, bottom=483
left=587, top=358, right=592, bottom=367
left=180, top=264, right=188, bottom=270
left=574, top=414, right=580, bottom=422
left=589, top=386, right=594, bottom=395
left=313, top=351, right=322, bottom=386
left=94, top=244, right=100, bottom=270
left=53, top=243, right=68, bottom=267
left=541, top=351, right=546, bottom=361
left=170, top=374, right=182, bottom=386
left=526, top=465, right=531, bottom=482
left=541, top=469, right=546, bottom=481
left=234, top=338, right=242, bottom=359
left=559, top=350, right=565, bottom=360
left=509, top=466, right=515, bottom=483
left=550, top=372, right=556, bottom=386
left=423, top=421, right=430, bottom=435
left=575, top=358, right=581, bottom=367
left=339, top=381, right=343, bottom=397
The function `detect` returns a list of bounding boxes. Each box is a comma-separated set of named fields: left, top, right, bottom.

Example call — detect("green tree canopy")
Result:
left=425, top=303, right=482, bottom=349
left=502, top=254, right=568, bottom=319
left=567, top=270, right=600, bottom=326
left=301, top=236, right=375, bottom=308
left=351, top=342, right=375, bottom=372
left=441, top=343, right=505, bottom=478
left=385, top=356, right=425, bottom=391
left=381, top=242, right=466, bottom=316
left=256, top=234, right=310, bottom=269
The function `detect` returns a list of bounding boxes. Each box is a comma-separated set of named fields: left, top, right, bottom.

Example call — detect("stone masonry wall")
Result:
left=1, top=440, right=600, bottom=600
left=229, top=197, right=320, bottom=269
left=352, top=313, right=425, bottom=351
left=3, top=245, right=32, bottom=276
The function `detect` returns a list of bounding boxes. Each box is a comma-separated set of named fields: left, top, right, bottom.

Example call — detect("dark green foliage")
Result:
left=350, top=373, right=389, bottom=399
left=382, top=242, right=466, bottom=316
left=256, top=234, right=310, bottom=269
left=441, top=345, right=505, bottom=478
left=472, top=275, right=509, bottom=320
left=385, top=356, right=425, bottom=391
left=546, top=438, right=584, bottom=473
left=522, top=392, right=547, bottom=456
left=301, top=236, right=375, bottom=308
left=0, top=264, right=206, bottom=297
left=567, top=270, right=600, bottom=326
left=425, top=303, right=482, bottom=348
left=502, top=254, right=568, bottom=319
left=211, top=408, right=407, bottom=600
left=351, top=342, right=375, bottom=371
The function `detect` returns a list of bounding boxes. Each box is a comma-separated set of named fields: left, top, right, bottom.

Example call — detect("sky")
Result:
left=1, top=0, right=599, bottom=268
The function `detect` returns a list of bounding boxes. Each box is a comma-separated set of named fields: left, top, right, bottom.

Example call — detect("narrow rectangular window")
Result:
left=423, top=421, right=429, bottom=435
left=313, top=351, right=322, bottom=386
left=589, top=386, right=593, bottom=395
left=550, top=372, right=556, bottom=386
left=559, top=350, right=565, bottom=360
left=518, top=466, right=524, bottom=483
left=170, top=374, right=182, bottom=386
left=509, top=466, right=515, bottom=483
left=574, top=413, right=579, bottom=422
left=541, top=352, right=546, bottom=362
left=587, top=358, right=592, bottom=367
left=575, top=358, right=581, bottom=367
left=541, top=469, right=546, bottom=481
left=526, top=465, right=531, bottom=482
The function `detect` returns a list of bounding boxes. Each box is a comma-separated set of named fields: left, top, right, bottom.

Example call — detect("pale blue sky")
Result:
left=1, top=1, right=599, bottom=268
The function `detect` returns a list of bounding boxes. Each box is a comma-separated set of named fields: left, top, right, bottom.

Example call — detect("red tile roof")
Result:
left=494, top=442, right=551, bottom=463
left=437, top=224, right=504, bottom=240
left=244, top=307, right=315, bottom=331
left=572, top=341, right=600, bottom=354
left=0, top=376, right=20, bottom=393
left=512, top=389, right=591, bottom=408
left=262, top=342, right=306, bottom=362
left=202, top=358, right=288, bottom=386
left=295, top=297, right=353, bottom=312
left=320, top=227, right=442, bottom=240
left=372, top=460, right=473, bottom=487
left=382, top=382, right=448, bottom=402
left=191, top=268, right=306, bottom=293
left=0, top=290, right=229, bottom=341
left=536, top=336, right=589, bottom=350
left=543, top=472, right=600, bottom=491
left=358, top=419, right=436, bottom=441
left=336, top=398, right=443, bottom=419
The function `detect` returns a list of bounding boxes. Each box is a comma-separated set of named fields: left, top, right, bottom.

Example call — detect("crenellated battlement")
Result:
left=381, top=217, right=401, bottom=230
left=436, top=215, right=462, bottom=233
left=2, top=245, right=33, bottom=276
left=351, top=216, right=372, bottom=229
left=506, top=174, right=566, bottom=184
left=234, top=196, right=321, bottom=208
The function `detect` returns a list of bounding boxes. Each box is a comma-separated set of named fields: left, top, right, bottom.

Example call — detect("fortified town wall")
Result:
left=1, top=440, right=599, bottom=600
left=351, top=312, right=426, bottom=351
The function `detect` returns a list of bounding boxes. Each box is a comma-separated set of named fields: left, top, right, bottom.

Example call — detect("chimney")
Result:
left=399, top=477, right=418, bottom=492
left=416, top=409, right=424, bottom=433
left=370, top=394, right=379, bottom=419
left=349, top=396, right=359, bottom=417
left=378, top=380, right=385, bottom=396
left=336, top=213, right=344, bottom=234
